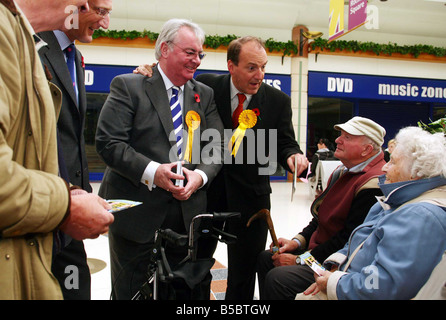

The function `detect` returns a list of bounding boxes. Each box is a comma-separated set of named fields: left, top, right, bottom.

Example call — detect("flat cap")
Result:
left=334, top=116, right=386, bottom=146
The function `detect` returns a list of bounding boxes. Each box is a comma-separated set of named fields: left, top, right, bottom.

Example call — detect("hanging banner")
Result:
left=348, top=0, right=368, bottom=31
left=328, top=0, right=345, bottom=41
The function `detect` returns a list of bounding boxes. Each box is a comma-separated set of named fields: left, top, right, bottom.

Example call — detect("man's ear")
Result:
left=362, top=143, right=374, bottom=157
left=227, top=59, right=234, bottom=74
left=160, top=42, right=171, bottom=58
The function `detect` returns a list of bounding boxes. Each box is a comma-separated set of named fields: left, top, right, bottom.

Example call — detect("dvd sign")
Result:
left=327, top=77, right=353, bottom=93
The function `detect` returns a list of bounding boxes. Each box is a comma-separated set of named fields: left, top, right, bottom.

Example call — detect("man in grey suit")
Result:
left=96, top=18, right=224, bottom=300
left=37, top=0, right=113, bottom=299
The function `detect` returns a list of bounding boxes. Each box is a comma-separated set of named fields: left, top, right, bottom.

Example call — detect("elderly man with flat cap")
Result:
left=257, top=116, right=387, bottom=300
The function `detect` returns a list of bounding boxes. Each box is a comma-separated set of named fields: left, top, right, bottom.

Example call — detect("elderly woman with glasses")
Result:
left=299, top=126, right=446, bottom=300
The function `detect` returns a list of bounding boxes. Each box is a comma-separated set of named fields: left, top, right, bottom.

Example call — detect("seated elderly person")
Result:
left=257, top=117, right=386, bottom=299
left=301, top=126, right=446, bottom=300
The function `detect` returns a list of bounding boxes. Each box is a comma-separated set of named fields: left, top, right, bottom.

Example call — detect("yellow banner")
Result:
left=329, top=0, right=345, bottom=41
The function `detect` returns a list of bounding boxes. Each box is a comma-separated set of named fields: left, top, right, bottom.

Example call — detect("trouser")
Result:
left=224, top=215, right=269, bottom=300
left=52, top=238, right=91, bottom=300
left=256, top=249, right=315, bottom=300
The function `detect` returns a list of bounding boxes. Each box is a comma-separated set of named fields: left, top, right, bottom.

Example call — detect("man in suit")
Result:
left=0, top=0, right=114, bottom=300
left=196, top=37, right=308, bottom=300
left=96, top=18, right=224, bottom=300
left=37, top=0, right=113, bottom=300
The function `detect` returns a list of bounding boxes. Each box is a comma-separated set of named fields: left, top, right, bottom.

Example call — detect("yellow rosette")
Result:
left=229, top=109, right=257, bottom=157
left=183, top=110, right=201, bottom=162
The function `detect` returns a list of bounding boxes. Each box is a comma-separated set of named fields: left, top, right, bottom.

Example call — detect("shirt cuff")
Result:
left=141, top=161, right=160, bottom=190
left=194, top=169, right=208, bottom=188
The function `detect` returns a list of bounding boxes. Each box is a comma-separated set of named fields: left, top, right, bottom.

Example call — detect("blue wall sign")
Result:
left=309, top=71, right=446, bottom=103
left=85, top=64, right=291, bottom=96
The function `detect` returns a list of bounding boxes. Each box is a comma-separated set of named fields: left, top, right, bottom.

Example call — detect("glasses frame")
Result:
left=90, top=4, right=112, bottom=17
left=168, top=41, right=206, bottom=60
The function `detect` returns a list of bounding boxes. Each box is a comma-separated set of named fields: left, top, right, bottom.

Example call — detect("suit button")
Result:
left=76, top=170, right=81, bottom=177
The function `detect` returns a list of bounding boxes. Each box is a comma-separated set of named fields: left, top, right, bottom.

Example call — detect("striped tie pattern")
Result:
left=170, top=86, right=183, bottom=158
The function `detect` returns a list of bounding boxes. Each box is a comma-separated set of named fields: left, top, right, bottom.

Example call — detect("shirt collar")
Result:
left=53, top=30, right=73, bottom=51
left=348, top=150, right=382, bottom=173
left=230, top=77, right=252, bottom=102
left=157, top=64, right=184, bottom=93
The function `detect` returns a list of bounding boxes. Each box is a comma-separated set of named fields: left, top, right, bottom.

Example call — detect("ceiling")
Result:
left=108, top=0, right=446, bottom=47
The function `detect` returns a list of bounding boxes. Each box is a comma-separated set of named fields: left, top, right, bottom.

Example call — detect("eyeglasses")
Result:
left=169, top=41, right=206, bottom=60
left=90, top=4, right=112, bottom=17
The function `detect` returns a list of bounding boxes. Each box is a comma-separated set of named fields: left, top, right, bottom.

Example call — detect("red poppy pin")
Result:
left=194, top=94, right=200, bottom=103
left=253, top=108, right=261, bottom=120
left=81, top=56, right=85, bottom=68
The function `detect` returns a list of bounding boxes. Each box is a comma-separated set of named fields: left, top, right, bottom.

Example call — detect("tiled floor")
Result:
left=85, top=180, right=314, bottom=300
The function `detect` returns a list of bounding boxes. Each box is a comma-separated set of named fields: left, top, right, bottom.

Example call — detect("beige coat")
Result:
left=0, top=3, right=70, bottom=299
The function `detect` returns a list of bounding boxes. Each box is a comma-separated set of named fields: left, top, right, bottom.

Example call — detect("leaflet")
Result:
left=106, top=199, right=142, bottom=213
left=299, top=252, right=326, bottom=276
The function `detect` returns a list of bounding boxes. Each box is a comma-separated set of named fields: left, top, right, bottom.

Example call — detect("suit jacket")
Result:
left=0, top=2, right=69, bottom=299
left=196, top=73, right=302, bottom=213
left=37, top=31, right=91, bottom=191
left=96, top=66, right=224, bottom=243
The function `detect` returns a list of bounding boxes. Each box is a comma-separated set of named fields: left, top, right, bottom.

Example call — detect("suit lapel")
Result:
left=75, top=50, right=86, bottom=117
left=247, top=83, right=266, bottom=129
left=217, top=75, right=233, bottom=129
left=40, top=32, right=79, bottom=109
left=144, top=68, right=176, bottom=147
left=183, top=80, right=201, bottom=119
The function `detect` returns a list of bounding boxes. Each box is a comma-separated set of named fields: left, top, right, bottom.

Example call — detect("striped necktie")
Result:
left=170, top=86, right=183, bottom=158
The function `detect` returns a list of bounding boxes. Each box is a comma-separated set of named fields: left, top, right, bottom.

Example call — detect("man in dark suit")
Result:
left=196, top=37, right=308, bottom=300
left=37, top=0, right=113, bottom=299
left=95, top=19, right=224, bottom=300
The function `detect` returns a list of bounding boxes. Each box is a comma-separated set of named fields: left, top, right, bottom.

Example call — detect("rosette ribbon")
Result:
left=183, top=110, right=201, bottom=162
left=229, top=109, right=257, bottom=157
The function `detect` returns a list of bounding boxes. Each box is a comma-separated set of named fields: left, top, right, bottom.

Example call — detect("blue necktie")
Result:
left=65, top=44, right=78, bottom=104
left=170, top=86, right=183, bottom=158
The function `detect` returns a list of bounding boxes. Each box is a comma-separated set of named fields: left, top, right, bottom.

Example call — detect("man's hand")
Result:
left=60, top=192, right=114, bottom=240
left=153, top=162, right=185, bottom=193
left=171, top=167, right=203, bottom=201
left=133, top=63, right=155, bottom=77
left=269, top=237, right=300, bottom=267
left=287, top=153, right=309, bottom=176
left=272, top=252, right=298, bottom=267
left=275, top=237, right=299, bottom=254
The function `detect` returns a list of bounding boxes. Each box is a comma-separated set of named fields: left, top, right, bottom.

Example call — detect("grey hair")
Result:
left=155, top=18, right=205, bottom=60
left=394, top=126, right=446, bottom=179
left=361, top=135, right=381, bottom=153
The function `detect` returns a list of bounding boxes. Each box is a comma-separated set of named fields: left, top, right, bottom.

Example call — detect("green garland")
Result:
left=93, top=29, right=446, bottom=58
left=310, top=38, right=446, bottom=58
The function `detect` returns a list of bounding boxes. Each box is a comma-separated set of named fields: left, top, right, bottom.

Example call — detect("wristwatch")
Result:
left=295, top=256, right=301, bottom=265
